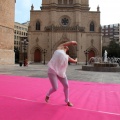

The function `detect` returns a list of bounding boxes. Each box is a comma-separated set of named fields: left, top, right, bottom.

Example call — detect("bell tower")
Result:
left=75, top=0, right=81, bottom=4
left=42, top=0, right=50, bottom=4
left=0, top=0, right=16, bottom=64
left=81, top=0, right=89, bottom=5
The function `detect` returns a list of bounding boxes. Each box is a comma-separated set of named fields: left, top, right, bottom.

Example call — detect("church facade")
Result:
left=28, top=0, right=102, bottom=64
left=0, top=0, right=16, bottom=64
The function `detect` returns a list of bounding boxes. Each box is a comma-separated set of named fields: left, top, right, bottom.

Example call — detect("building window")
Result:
left=61, top=18, right=69, bottom=26
left=36, top=21, right=40, bottom=30
left=69, top=0, right=73, bottom=4
left=64, top=0, right=67, bottom=4
left=90, top=21, right=95, bottom=31
left=58, top=0, right=62, bottom=4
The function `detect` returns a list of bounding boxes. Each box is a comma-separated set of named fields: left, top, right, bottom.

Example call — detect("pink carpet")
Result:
left=0, top=75, right=120, bottom=120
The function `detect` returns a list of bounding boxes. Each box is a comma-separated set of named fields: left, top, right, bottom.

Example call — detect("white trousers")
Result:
left=46, top=73, right=69, bottom=103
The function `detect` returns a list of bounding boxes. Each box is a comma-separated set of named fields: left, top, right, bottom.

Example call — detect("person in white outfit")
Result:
left=45, top=41, right=77, bottom=107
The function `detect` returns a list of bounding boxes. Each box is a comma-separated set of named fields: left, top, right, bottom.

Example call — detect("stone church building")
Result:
left=0, top=0, right=16, bottom=64
left=28, top=0, right=102, bottom=64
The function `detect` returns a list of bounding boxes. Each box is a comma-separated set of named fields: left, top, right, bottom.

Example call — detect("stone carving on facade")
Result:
left=53, top=33, right=69, bottom=50
left=36, top=37, right=39, bottom=44
left=88, top=45, right=99, bottom=56
left=44, top=25, right=85, bottom=32
left=30, top=44, right=42, bottom=54
left=97, top=6, right=100, bottom=12
left=31, top=4, right=34, bottom=11
left=91, top=39, right=94, bottom=46
left=61, top=33, right=68, bottom=40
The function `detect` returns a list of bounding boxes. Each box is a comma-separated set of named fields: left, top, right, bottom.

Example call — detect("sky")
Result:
left=15, top=0, right=120, bottom=25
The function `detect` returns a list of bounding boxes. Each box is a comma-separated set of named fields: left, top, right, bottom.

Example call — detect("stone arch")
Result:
left=34, top=49, right=41, bottom=62
left=53, top=35, right=77, bottom=58
left=36, top=19, right=42, bottom=24
left=53, top=33, right=69, bottom=51
left=87, top=46, right=99, bottom=60
left=88, top=20, right=97, bottom=32
left=30, top=45, right=43, bottom=62
left=35, top=19, right=42, bottom=30
left=90, top=21, right=95, bottom=31
left=36, top=21, right=40, bottom=30
left=30, top=45, right=42, bottom=54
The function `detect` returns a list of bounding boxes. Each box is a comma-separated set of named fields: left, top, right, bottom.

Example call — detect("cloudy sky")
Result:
left=15, top=0, right=120, bottom=25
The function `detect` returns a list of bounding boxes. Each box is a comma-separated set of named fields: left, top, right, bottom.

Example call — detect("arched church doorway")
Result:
left=34, top=49, right=41, bottom=62
left=88, top=50, right=95, bottom=60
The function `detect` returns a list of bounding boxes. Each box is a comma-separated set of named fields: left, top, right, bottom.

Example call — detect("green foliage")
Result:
left=102, top=41, right=120, bottom=57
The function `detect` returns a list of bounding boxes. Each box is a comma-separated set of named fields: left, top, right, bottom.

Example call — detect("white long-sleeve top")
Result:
left=48, top=49, right=69, bottom=78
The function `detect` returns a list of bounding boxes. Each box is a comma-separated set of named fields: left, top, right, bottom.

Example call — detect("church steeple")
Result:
left=97, top=5, right=100, bottom=12
left=31, top=4, right=34, bottom=11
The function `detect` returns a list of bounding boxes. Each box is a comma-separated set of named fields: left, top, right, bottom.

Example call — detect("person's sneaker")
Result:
left=67, top=102, right=73, bottom=107
left=45, top=96, right=49, bottom=102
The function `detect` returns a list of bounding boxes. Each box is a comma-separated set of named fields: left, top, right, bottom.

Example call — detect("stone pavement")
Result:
left=0, top=64, right=120, bottom=84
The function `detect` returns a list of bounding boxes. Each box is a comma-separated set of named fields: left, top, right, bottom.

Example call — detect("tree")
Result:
left=102, top=41, right=120, bottom=58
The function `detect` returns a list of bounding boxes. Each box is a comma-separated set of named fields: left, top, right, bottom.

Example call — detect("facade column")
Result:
left=74, top=1, right=81, bottom=62
left=50, top=1, right=57, bottom=57
left=51, top=25, right=54, bottom=57
left=76, top=26, right=80, bottom=62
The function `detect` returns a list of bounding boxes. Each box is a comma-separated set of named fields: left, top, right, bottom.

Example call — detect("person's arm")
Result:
left=58, top=41, right=77, bottom=47
left=68, top=57, right=77, bottom=63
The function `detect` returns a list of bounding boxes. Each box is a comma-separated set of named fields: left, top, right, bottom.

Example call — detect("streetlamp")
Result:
left=21, top=38, right=28, bottom=66
left=84, top=50, right=89, bottom=65
left=42, top=49, right=47, bottom=65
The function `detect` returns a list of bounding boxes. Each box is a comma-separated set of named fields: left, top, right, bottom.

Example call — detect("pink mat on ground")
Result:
left=0, top=75, right=120, bottom=120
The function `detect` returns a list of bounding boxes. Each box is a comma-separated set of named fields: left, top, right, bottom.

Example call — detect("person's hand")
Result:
left=74, top=58, right=77, bottom=62
left=69, top=57, right=77, bottom=63
left=72, top=41, right=77, bottom=45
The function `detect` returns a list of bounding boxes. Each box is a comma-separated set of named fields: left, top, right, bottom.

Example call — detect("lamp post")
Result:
left=21, top=38, right=28, bottom=66
left=84, top=50, right=89, bottom=65
left=42, top=49, right=47, bottom=65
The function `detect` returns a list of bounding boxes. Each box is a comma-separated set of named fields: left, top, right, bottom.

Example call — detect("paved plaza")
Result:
left=0, top=64, right=120, bottom=120
left=0, top=64, right=120, bottom=84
